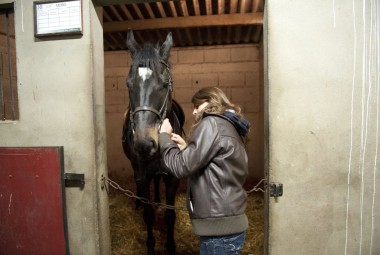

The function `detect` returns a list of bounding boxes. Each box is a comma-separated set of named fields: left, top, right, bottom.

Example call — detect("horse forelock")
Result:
left=128, top=43, right=169, bottom=86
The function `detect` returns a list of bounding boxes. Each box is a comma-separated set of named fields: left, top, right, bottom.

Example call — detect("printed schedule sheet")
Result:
left=35, top=1, right=82, bottom=36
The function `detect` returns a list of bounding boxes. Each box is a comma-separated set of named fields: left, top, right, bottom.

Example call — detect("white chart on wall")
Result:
left=34, top=0, right=82, bottom=37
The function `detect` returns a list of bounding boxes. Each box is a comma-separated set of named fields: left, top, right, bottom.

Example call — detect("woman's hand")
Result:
left=160, top=118, right=173, bottom=134
left=171, top=133, right=187, bottom=150
left=160, top=119, right=187, bottom=150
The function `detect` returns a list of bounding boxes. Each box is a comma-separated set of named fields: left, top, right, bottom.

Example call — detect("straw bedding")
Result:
left=109, top=180, right=264, bottom=255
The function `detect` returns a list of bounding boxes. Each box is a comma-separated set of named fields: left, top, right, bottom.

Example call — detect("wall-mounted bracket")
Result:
left=269, top=182, right=283, bottom=197
left=64, top=173, right=85, bottom=188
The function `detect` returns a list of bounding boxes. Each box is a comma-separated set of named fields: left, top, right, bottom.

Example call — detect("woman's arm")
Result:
left=159, top=117, right=219, bottom=179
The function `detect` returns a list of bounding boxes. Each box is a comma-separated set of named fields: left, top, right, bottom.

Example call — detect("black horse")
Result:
left=121, top=30, right=185, bottom=255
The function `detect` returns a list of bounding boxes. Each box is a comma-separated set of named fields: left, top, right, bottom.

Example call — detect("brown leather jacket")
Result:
left=159, top=113, right=248, bottom=236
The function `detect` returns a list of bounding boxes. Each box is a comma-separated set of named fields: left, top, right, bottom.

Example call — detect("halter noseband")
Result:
left=129, top=60, right=173, bottom=132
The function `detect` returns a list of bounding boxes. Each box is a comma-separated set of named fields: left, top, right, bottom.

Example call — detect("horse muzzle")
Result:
left=133, top=128, right=159, bottom=157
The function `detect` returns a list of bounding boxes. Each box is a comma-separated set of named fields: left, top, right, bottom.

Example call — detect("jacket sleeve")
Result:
left=158, top=117, right=220, bottom=179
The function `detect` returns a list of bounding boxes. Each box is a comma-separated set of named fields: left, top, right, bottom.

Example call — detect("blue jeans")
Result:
left=199, top=231, right=246, bottom=255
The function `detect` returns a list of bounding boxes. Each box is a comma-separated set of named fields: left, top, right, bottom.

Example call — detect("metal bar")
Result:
left=5, top=10, right=15, bottom=120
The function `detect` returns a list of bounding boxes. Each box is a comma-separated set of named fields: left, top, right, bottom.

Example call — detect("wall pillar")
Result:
left=0, top=1, right=110, bottom=254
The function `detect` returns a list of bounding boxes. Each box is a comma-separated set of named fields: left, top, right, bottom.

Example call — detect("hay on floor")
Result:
left=109, top=180, right=264, bottom=255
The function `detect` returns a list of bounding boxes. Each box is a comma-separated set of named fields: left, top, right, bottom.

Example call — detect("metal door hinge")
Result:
left=269, top=182, right=283, bottom=197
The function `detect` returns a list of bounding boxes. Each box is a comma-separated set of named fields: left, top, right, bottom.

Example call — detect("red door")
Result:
left=0, top=147, right=68, bottom=255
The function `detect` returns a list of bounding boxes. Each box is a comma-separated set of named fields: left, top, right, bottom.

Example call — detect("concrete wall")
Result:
left=0, top=1, right=110, bottom=254
left=266, top=0, right=379, bottom=254
left=104, top=44, right=264, bottom=183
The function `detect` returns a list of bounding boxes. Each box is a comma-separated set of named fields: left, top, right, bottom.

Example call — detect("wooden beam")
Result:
left=103, top=12, right=263, bottom=32
left=94, top=0, right=171, bottom=6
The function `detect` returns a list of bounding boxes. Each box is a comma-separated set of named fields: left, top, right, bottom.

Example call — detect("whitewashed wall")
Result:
left=266, top=0, right=379, bottom=254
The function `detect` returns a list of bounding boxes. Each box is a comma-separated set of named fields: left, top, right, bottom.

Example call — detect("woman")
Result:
left=159, top=87, right=251, bottom=255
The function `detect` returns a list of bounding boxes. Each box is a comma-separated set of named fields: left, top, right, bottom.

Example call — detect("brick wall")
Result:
left=104, top=44, right=264, bottom=183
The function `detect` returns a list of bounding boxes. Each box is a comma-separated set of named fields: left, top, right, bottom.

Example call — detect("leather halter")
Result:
left=129, top=60, right=173, bottom=132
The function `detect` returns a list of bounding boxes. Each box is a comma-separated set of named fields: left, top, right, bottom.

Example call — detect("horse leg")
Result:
left=137, top=180, right=156, bottom=255
left=143, top=204, right=156, bottom=255
left=163, top=175, right=180, bottom=255
left=135, top=179, right=142, bottom=209
left=153, top=174, right=161, bottom=205
left=133, top=166, right=143, bottom=209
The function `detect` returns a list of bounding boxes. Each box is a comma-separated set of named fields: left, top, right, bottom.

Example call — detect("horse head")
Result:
left=126, top=30, right=173, bottom=157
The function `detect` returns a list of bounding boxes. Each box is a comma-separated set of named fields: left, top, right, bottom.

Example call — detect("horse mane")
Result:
left=172, top=100, right=185, bottom=128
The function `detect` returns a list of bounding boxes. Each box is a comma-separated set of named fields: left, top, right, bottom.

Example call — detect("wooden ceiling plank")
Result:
left=103, top=36, right=116, bottom=50
left=230, top=0, right=238, bottom=13
left=144, top=3, right=163, bottom=40
left=253, top=25, right=262, bottom=42
left=252, top=0, right=261, bottom=12
left=135, top=31, right=145, bottom=44
left=243, top=26, right=253, bottom=43
left=104, top=12, right=264, bottom=32
left=234, top=26, right=241, bottom=43
left=218, top=0, right=225, bottom=14
left=156, top=2, right=167, bottom=18
left=109, top=5, right=123, bottom=21
left=258, top=0, right=264, bottom=11
left=196, top=28, right=203, bottom=45
left=192, top=0, right=200, bottom=16
left=235, top=0, right=247, bottom=45
left=117, top=32, right=126, bottom=48
left=216, top=27, right=222, bottom=44
left=205, top=0, right=212, bottom=15
left=185, top=29, right=194, bottom=46
left=239, top=0, right=248, bottom=13
left=103, top=8, right=113, bottom=21
left=120, top=4, right=134, bottom=20
left=108, top=33, right=124, bottom=49
left=207, top=27, right=212, bottom=45
left=174, top=29, right=185, bottom=46
left=131, top=3, right=144, bottom=19
left=180, top=0, right=189, bottom=16
left=226, top=26, right=232, bottom=44
left=141, top=3, right=162, bottom=40
left=169, top=1, right=178, bottom=17
left=144, top=3, right=155, bottom=18
left=179, top=1, right=193, bottom=45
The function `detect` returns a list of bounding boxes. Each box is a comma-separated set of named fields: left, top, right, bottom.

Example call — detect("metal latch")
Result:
left=269, top=182, right=283, bottom=197
left=64, top=173, right=85, bottom=188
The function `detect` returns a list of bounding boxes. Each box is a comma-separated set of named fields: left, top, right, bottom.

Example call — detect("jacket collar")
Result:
left=203, top=112, right=251, bottom=137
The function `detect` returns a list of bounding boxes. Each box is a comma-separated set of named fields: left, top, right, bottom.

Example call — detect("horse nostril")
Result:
left=149, top=138, right=158, bottom=155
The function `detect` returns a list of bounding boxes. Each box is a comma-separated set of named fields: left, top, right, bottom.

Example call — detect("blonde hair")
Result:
left=189, top=87, right=244, bottom=135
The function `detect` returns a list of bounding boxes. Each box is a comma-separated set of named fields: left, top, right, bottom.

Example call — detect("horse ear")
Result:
left=160, top=32, right=173, bottom=60
left=126, top=29, right=140, bottom=58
